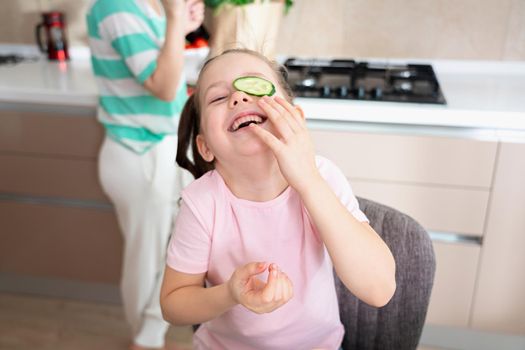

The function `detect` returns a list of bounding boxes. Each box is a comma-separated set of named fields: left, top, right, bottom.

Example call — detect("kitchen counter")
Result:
left=0, top=44, right=207, bottom=108
left=1, top=44, right=525, bottom=141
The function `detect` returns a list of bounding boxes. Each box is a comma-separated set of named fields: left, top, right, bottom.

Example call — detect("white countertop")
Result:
left=0, top=44, right=207, bottom=108
left=1, top=44, right=525, bottom=138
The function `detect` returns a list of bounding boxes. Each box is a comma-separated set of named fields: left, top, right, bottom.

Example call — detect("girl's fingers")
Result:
left=284, top=274, right=293, bottom=301
left=279, top=273, right=290, bottom=301
left=248, top=123, right=282, bottom=154
left=258, top=97, right=295, bottom=139
left=261, top=264, right=278, bottom=303
left=263, top=96, right=301, bottom=132
left=274, top=96, right=305, bottom=128
left=274, top=272, right=284, bottom=301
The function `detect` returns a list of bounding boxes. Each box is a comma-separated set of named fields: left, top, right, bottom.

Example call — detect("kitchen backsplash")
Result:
left=2, top=0, right=524, bottom=61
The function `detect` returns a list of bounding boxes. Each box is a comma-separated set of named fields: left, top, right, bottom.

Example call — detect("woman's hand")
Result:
left=250, top=96, right=321, bottom=194
left=183, top=0, right=205, bottom=35
left=161, top=0, right=204, bottom=35
left=228, top=262, right=293, bottom=314
left=160, top=0, right=185, bottom=19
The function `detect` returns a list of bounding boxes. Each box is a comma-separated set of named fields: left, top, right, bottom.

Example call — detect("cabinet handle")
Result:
left=428, top=230, right=483, bottom=245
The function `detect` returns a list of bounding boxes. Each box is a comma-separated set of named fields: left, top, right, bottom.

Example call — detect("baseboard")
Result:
left=0, top=272, right=121, bottom=304
left=420, top=324, right=525, bottom=350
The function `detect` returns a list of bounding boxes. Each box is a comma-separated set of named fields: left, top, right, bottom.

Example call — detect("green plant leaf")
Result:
left=229, top=0, right=254, bottom=5
left=204, top=0, right=224, bottom=8
left=206, top=0, right=293, bottom=13
left=285, top=0, right=293, bottom=13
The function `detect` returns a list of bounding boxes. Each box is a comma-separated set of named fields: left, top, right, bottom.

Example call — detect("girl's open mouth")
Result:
left=228, top=114, right=267, bottom=132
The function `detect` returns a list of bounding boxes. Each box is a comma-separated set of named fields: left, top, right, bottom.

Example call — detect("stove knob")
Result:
left=372, top=87, right=383, bottom=99
left=320, top=85, right=332, bottom=98
left=337, top=86, right=349, bottom=98
left=356, top=86, right=366, bottom=99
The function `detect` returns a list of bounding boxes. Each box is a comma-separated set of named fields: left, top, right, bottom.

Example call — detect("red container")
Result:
left=35, top=12, right=69, bottom=61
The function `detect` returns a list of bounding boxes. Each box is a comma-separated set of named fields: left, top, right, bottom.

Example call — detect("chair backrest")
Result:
left=335, top=197, right=436, bottom=350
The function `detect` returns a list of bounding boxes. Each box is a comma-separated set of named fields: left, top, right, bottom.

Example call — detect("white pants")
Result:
left=98, top=135, right=193, bottom=347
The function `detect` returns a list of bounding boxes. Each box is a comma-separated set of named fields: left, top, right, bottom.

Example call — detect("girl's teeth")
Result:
left=232, top=115, right=263, bottom=131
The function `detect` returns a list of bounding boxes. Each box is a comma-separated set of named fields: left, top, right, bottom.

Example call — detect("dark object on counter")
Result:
left=35, top=12, right=69, bottom=61
left=0, top=54, right=24, bottom=65
left=336, top=197, right=435, bottom=350
left=0, top=54, right=39, bottom=66
left=185, top=25, right=209, bottom=49
left=284, top=58, right=446, bottom=104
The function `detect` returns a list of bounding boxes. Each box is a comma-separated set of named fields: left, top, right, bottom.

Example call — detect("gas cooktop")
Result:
left=284, top=58, right=446, bottom=105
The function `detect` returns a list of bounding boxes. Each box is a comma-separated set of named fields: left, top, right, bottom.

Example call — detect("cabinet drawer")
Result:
left=311, top=130, right=497, bottom=188
left=0, top=201, right=122, bottom=284
left=0, top=154, right=107, bottom=201
left=0, top=110, right=102, bottom=158
left=426, top=242, right=480, bottom=327
left=352, top=181, right=489, bottom=236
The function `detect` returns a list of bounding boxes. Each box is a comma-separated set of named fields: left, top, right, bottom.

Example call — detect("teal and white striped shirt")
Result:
left=86, top=0, right=187, bottom=154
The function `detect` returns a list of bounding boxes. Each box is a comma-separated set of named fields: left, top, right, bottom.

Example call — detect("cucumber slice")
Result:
left=233, top=76, right=276, bottom=97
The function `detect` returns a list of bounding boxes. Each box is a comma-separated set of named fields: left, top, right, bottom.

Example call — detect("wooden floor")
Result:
left=0, top=292, right=446, bottom=350
left=0, top=292, right=193, bottom=350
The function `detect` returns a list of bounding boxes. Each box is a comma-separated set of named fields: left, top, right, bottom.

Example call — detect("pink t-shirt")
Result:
left=166, top=156, right=368, bottom=350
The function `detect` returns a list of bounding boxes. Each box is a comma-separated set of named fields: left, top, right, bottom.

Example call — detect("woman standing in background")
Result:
left=86, top=0, right=203, bottom=349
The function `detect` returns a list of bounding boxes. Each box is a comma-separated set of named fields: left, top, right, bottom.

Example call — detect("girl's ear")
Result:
left=196, top=134, right=215, bottom=162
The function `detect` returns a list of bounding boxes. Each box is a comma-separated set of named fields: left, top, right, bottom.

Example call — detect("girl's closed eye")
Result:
left=210, top=95, right=228, bottom=104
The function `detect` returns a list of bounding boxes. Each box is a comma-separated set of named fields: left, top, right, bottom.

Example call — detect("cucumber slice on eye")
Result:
left=232, top=76, right=276, bottom=97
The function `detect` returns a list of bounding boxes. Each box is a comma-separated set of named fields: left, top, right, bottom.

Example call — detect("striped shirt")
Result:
left=86, top=0, right=188, bottom=154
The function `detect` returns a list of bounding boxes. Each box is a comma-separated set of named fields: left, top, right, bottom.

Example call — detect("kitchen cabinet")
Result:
left=311, top=130, right=497, bottom=237
left=470, top=142, right=525, bottom=335
left=426, top=242, right=480, bottom=327
left=0, top=105, right=122, bottom=286
left=310, top=129, right=525, bottom=332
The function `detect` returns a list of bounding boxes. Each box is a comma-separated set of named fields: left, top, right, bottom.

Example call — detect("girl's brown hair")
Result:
left=176, top=49, right=294, bottom=179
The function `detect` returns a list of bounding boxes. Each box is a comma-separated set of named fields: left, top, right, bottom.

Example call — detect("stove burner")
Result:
left=284, top=58, right=446, bottom=105
left=298, top=75, right=317, bottom=88
left=394, top=80, right=413, bottom=93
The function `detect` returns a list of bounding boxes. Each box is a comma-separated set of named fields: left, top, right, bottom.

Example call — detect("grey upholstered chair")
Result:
left=335, top=197, right=436, bottom=350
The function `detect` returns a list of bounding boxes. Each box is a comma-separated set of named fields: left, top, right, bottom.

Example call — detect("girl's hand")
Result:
left=228, top=262, right=293, bottom=314
left=250, top=96, right=320, bottom=194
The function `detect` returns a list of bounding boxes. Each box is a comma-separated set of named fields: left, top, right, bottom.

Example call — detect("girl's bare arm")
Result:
left=160, top=262, right=293, bottom=325
left=160, top=266, right=236, bottom=326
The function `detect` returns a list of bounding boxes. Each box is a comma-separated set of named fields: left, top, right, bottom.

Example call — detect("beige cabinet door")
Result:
left=471, top=142, right=525, bottom=334
left=426, top=242, right=481, bottom=327
left=0, top=108, right=120, bottom=285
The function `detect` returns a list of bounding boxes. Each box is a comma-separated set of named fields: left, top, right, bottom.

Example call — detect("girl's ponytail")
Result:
left=176, top=94, right=214, bottom=179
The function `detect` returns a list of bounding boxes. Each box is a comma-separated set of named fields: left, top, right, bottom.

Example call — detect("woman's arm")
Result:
left=143, top=0, right=203, bottom=101
left=250, top=95, right=396, bottom=307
